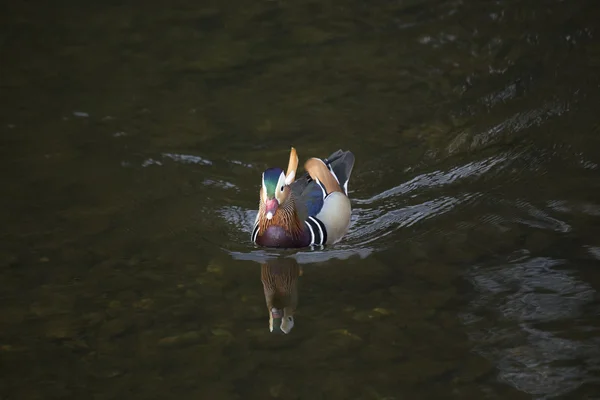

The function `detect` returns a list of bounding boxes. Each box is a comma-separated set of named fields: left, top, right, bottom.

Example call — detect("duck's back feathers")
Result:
left=293, top=150, right=354, bottom=245
left=305, top=158, right=343, bottom=194
left=291, top=149, right=355, bottom=215
left=324, top=150, right=355, bottom=195
left=296, top=180, right=325, bottom=217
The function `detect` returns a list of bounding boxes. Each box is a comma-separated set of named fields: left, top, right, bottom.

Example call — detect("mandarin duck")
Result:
left=251, top=147, right=355, bottom=248
left=260, top=257, right=301, bottom=334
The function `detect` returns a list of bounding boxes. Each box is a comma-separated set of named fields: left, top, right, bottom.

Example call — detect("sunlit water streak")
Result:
left=471, top=99, right=570, bottom=149
left=480, top=199, right=574, bottom=234
left=128, top=152, right=253, bottom=170
left=354, top=153, right=513, bottom=204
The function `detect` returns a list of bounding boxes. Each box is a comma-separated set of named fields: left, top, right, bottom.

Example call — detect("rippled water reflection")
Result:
left=464, top=256, right=600, bottom=397
left=2, top=0, right=600, bottom=398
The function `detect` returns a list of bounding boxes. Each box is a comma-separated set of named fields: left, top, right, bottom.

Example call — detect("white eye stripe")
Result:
left=277, top=172, right=286, bottom=188
left=275, top=172, right=287, bottom=199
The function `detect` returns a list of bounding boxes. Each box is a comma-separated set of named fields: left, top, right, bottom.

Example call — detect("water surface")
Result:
left=1, top=0, right=600, bottom=398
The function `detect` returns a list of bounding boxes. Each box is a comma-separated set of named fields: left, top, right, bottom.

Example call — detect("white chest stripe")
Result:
left=304, top=221, right=315, bottom=244
left=305, top=216, right=327, bottom=245
left=252, top=217, right=327, bottom=246
left=308, top=217, right=324, bottom=245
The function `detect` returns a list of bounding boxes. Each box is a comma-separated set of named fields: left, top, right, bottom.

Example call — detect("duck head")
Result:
left=261, top=167, right=292, bottom=220
left=260, top=147, right=299, bottom=220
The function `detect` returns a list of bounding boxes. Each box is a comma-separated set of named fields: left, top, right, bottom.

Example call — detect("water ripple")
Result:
left=472, top=100, right=569, bottom=148
left=356, top=153, right=511, bottom=205
left=463, top=257, right=600, bottom=398
left=162, top=152, right=213, bottom=165
left=135, top=152, right=255, bottom=169
left=346, top=193, right=478, bottom=244
left=513, top=200, right=572, bottom=233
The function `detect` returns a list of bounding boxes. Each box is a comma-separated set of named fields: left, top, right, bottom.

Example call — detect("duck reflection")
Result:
left=260, top=257, right=302, bottom=334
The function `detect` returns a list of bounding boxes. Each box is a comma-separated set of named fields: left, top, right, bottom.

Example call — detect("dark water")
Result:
left=2, top=0, right=600, bottom=398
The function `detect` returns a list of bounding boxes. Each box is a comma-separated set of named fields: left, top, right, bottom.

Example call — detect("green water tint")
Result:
left=2, top=0, right=600, bottom=398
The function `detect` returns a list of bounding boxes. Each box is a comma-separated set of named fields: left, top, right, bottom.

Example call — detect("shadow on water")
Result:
left=2, top=0, right=600, bottom=398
